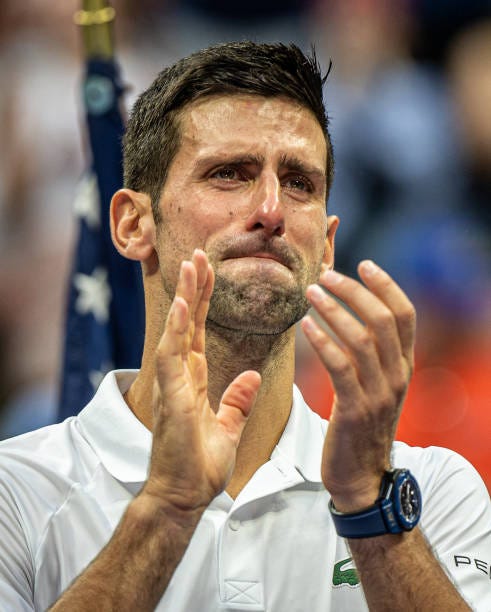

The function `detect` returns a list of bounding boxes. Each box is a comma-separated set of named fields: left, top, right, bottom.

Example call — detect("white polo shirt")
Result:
left=0, top=371, right=490, bottom=611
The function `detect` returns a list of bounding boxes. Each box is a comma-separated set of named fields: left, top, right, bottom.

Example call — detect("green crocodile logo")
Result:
left=332, top=557, right=360, bottom=587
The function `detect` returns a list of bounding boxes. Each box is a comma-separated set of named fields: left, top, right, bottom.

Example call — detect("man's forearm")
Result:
left=349, top=528, right=471, bottom=611
left=50, top=493, right=203, bottom=611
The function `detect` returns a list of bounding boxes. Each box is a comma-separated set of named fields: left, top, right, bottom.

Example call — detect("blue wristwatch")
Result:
left=329, top=469, right=422, bottom=539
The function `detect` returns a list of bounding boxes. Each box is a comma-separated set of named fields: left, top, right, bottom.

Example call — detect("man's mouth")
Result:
left=220, top=239, right=297, bottom=271
left=238, top=252, right=286, bottom=265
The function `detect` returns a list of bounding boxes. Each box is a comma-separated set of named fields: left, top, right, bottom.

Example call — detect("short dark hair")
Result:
left=123, top=41, right=333, bottom=222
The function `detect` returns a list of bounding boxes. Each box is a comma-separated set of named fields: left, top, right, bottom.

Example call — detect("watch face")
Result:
left=395, top=472, right=422, bottom=529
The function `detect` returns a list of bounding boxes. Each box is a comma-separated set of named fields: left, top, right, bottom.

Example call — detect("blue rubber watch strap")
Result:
left=329, top=499, right=395, bottom=539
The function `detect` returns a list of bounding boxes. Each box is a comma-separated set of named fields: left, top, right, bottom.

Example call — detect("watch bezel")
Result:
left=383, top=469, right=422, bottom=531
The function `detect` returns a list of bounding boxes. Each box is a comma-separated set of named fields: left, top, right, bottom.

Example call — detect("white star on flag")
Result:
left=73, top=173, right=100, bottom=229
left=73, top=266, right=111, bottom=323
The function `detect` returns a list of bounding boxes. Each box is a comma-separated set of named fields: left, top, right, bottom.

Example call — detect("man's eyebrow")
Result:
left=192, top=153, right=326, bottom=183
left=279, top=154, right=326, bottom=182
left=193, top=154, right=265, bottom=172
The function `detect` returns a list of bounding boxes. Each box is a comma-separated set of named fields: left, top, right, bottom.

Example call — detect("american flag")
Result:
left=58, top=59, right=144, bottom=420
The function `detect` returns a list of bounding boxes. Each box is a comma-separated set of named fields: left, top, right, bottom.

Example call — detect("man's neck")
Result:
left=205, top=324, right=296, bottom=497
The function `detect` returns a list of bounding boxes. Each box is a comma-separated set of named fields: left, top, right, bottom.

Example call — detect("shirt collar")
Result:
left=272, top=384, right=326, bottom=484
left=77, top=370, right=151, bottom=483
left=77, top=371, right=326, bottom=485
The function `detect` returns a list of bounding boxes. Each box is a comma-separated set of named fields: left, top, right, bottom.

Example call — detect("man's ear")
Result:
left=110, top=189, right=156, bottom=261
left=321, top=215, right=339, bottom=272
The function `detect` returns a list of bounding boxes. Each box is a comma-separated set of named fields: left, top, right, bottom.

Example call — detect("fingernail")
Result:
left=361, top=260, right=379, bottom=276
left=310, top=283, right=325, bottom=298
left=321, top=269, right=343, bottom=285
left=301, top=315, right=316, bottom=333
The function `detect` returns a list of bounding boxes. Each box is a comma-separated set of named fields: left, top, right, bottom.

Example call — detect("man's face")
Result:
left=154, top=94, right=335, bottom=335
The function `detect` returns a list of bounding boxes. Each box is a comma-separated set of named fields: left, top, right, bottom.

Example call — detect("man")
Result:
left=0, top=42, right=489, bottom=611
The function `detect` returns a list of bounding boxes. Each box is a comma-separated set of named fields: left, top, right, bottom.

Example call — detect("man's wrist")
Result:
left=132, top=489, right=206, bottom=530
left=329, top=491, right=380, bottom=514
left=328, top=478, right=382, bottom=514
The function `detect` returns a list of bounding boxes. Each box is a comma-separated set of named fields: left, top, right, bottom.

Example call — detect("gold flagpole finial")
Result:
left=74, top=0, right=115, bottom=59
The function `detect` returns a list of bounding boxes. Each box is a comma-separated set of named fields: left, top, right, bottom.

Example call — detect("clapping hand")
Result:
left=302, top=261, right=416, bottom=511
left=144, top=249, right=262, bottom=512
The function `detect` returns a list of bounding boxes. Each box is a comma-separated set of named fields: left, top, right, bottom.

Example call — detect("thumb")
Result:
left=216, top=370, right=262, bottom=446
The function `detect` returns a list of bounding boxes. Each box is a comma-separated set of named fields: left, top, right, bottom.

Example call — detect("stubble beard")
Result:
left=206, top=271, right=313, bottom=336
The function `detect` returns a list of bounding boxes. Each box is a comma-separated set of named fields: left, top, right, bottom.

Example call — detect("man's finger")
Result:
left=217, top=371, right=262, bottom=446
left=193, top=262, right=214, bottom=354
left=189, top=249, right=210, bottom=320
left=156, top=258, right=200, bottom=385
left=300, top=315, right=363, bottom=413
left=155, top=295, right=190, bottom=395
left=358, top=260, right=416, bottom=364
left=174, top=259, right=197, bottom=309
left=318, top=265, right=414, bottom=369
left=305, top=284, right=384, bottom=392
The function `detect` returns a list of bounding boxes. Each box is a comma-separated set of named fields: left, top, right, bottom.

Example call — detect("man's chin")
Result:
left=207, top=289, right=310, bottom=336
left=207, top=274, right=311, bottom=334
left=206, top=314, right=299, bottom=337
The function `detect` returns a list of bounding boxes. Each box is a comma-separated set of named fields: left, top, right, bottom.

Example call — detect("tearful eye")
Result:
left=211, top=166, right=241, bottom=181
left=284, top=176, right=313, bottom=193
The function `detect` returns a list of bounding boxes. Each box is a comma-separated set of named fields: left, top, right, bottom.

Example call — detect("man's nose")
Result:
left=244, top=173, right=285, bottom=236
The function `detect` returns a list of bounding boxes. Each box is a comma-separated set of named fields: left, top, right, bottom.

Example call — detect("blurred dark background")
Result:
left=0, top=0, right=490, bottom=492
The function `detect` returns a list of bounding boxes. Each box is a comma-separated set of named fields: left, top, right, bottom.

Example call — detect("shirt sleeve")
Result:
left=0, top=474, right=35, bottom=611
left=396, top=445, right=491, bottom=612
